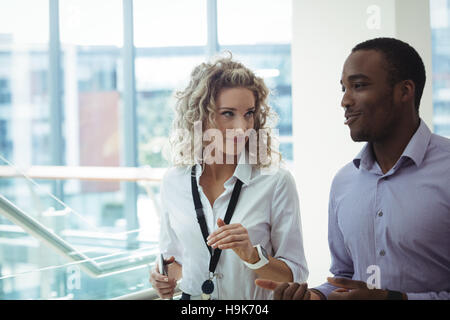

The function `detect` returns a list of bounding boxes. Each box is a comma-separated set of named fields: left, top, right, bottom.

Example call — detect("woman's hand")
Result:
left=206, top=218, right=259, bottom=263
left=149, top=256, right=177, bottom=299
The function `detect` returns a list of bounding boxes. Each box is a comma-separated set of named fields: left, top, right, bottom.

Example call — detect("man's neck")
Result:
left=372, top=118, right=420, bottom=174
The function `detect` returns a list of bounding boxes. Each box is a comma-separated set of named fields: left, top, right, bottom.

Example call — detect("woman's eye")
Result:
left=222, top=111, right=234, bottom=117
left=245, top=111, right=255, bottom=117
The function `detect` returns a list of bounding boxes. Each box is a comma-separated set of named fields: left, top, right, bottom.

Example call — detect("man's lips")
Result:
left=344, top=112, right=362, bottom=125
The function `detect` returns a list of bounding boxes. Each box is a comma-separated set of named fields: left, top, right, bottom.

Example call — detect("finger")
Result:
left=152, top=270, right=169, bottom=282
left=217, top=240, right=247, bottom=250
left=164, top=256, right=175, bottom=265
left=207, top=228, right=245, bottom=246
left=293, top=283, right=308, bottom=300
left=217, top=218, right=226, bottom=227
left=327, top=277, right=366, bottom=289
left=282, top=283, right=300, bottom=300
left=207, top=223, right=242, bottom=240
left=334, top=288, right=350, bottom=293
left=303, top=289, right=311, bottom=300
left=153, top=281, right=176, bottom=291
left=160, top=289, right=174, bottom=299
left=255, top=279, right=281, bottom=291
left=210, top=234, right=247, bottom=248
left=160, top=287, right=175, bottom=295
left=273, top=282, right=290, bottom=300
left=151, top=276, right=176, bottom=288
left=328, top=289, right=351, bottom=300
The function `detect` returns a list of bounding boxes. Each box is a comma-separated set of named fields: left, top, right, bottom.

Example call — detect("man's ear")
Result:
left=400, top=79, right=415, bottom=104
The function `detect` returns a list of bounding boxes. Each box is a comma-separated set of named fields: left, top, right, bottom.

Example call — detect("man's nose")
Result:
left=341, top=90, right=354, bottom=109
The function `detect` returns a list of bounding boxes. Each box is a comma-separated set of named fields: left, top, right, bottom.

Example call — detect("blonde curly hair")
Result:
left=168, top=54, right=280, bottom=168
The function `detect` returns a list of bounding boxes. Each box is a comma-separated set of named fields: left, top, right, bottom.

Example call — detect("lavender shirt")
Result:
left=315, top=120, right=450, bottom=300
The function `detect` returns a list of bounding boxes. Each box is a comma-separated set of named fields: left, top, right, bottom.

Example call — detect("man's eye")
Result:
left=354, top=83, right=367, bottom=89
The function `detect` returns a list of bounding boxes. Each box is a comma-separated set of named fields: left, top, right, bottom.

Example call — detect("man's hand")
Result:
left=255, top=279, right=323, bottom=300
left=327, top=277, right=395, bottom=300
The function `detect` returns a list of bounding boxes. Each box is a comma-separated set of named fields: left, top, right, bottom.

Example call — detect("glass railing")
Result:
left=0, top=156, right=168, bottom=299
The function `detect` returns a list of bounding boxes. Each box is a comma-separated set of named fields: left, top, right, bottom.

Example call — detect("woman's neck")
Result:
left=203, top=162, right=237, bottom=182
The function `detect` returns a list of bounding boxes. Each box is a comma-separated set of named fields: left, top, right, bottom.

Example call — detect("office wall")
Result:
left=291, top=0, right=432, bottom=287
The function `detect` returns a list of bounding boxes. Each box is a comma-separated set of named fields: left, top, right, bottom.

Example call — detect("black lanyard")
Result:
left=191, top=165, right=243, bottom=276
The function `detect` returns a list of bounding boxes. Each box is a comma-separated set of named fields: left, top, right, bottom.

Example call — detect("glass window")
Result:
left=430, top=0, right=450, bottom=138
left=59, top=0, right=129, bottom=240
left=134, top=0, right=206, bottom=48
left=218, top=0, right=291, bottom=45
left=218, top=0, right=293, bottom=162
left=0, top=0, right=52, bottom=298
left=0, top=0, right=296, bottom=300
left=59, top=0, right=123, bottom=47
left=134, top=0, right=206, bottom=168
left=135, top=54, right=204, bottom=167
left=0, top=0, right=156, bottom=300
left=0, top=162, right=157, bottom=299
left=0, top=0, right=50, bottom=166
left=59, top=0, right=124, bottom=225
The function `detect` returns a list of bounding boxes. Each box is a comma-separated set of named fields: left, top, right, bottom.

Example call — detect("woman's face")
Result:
left=208, top=87, right=256, bottom=161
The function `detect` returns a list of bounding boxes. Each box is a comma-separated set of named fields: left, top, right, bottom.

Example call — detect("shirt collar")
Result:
left=233, top=149, right=252, bottom=186
left=353, top=119, right=431, bottom=170
left=193, top=149, right=252, bottom=186
left=400, top=119, right=431, bottom=167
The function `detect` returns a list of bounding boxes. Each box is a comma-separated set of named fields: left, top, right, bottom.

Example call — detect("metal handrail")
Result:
left=0, top=194, right=160, bottom=278
left=113, top=286, right=182, bottom=300
left=0, top=164, right=166, bottom=300
left=0, top=165, right=166, bottom=182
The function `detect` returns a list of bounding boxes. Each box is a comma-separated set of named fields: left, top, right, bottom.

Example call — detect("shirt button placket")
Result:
left=375, top=177, right=386, bottom=266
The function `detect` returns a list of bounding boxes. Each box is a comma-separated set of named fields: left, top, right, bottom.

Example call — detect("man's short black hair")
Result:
left=352, top=37, right=426, bottom=112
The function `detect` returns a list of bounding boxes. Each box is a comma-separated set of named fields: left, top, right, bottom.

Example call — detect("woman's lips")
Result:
left=227, top=137, right=246, bottom=144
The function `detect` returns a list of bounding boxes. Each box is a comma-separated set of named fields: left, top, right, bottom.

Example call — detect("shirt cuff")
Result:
left=405, top=292, right=450, bottom=300
left=277, top=257, right=308, bottom=284
left=312, top=282, right=340, bottom=299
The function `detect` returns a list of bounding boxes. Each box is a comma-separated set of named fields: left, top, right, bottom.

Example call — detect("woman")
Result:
left=149, top=56, right=308, bottom=300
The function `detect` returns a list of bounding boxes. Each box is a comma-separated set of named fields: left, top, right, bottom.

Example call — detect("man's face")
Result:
left=340, top=50, right=401, bottom=142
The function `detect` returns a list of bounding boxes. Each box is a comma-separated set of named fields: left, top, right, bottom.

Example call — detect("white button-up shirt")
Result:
left=159, top=154, right=308, bottom=299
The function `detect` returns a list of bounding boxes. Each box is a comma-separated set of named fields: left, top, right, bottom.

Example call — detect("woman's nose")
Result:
left=234, top=116, right=250, bottom=132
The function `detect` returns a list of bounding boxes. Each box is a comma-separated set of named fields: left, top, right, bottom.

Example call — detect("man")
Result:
left=256, top=37, right=450, bottom=300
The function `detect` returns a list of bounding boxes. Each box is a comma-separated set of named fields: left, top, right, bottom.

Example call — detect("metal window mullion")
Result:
left=49, top=0, right=64, bottom=201
left=122, top=0, right=139, bottom=249
left=206, top=0, right=219, bottom=58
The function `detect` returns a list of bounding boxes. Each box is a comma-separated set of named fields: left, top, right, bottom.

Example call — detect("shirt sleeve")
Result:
left=270, top=169, right=309, bottom=283
left=158, top=176, right=183, bottom=264
left=313, top=186, right=354, bottom=298
left=406, top=291, right=450, bottom=300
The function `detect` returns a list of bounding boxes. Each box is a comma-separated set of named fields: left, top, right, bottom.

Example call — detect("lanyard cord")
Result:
left=191, top=165, right=243, bottom=274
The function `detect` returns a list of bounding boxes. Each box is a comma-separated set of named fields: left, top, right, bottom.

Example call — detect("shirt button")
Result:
left=378, top=211, right=383, bottom=217
left=380, top=250, right=386, bottom=256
